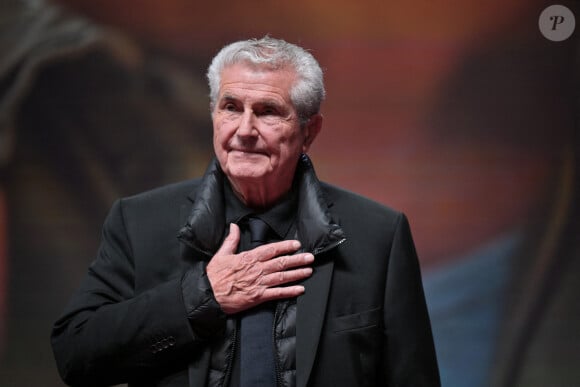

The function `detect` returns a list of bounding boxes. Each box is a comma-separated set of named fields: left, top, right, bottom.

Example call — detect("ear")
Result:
left=301, top=114, right=323, bottom=153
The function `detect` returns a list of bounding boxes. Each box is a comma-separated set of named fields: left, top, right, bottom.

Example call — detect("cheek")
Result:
left=212, top=126, right=230, bottom=161
left=213, top=121, right=232, bottom=146
left=280, top=131, right=305, bottom=153
left=271, top=136, right=305, bottom=167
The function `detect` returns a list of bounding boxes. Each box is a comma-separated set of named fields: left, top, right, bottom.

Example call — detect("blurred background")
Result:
left=0, top=0, right=577, bottom=386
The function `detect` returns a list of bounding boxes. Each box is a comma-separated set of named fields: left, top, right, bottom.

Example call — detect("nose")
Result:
left=237, top=110, right=258, bottom=137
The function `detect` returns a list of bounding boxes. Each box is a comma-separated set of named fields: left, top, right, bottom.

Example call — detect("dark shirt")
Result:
left=222, top=179, right=298, bottom=387
left=223, top=180, right=297, bottom=249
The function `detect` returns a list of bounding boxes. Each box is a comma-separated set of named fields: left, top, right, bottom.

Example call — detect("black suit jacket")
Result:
left=52, top=156, right=440, bottom=387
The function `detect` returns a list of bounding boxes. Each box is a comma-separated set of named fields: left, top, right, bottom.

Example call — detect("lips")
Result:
left=230, top=149, right=268, bottom=157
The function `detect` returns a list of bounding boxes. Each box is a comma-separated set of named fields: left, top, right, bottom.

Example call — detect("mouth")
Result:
left=230, top=149, right=268, bottom=157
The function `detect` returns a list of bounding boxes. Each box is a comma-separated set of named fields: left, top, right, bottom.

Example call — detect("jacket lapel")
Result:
left=294, top=154, right=346, bottom=387
left=296, top=258, right=335, bottom=387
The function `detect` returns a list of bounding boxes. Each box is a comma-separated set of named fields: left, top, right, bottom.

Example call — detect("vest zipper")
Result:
left=222, top=319, right=238, bottom=387
left=312, top=237, right=346, bottom=256
left=273, top=302, right=283, bottom=387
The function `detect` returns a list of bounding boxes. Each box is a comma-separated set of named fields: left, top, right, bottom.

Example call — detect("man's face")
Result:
left=212, top=63, right=318, bottom=199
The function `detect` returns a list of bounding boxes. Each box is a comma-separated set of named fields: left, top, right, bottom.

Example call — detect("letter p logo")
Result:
left=539, top=5, right=576, bottom=41
left=550, top=15, right=566, bottom=31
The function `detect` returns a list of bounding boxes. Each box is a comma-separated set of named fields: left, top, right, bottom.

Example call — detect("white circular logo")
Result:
left=539, top=5, right=576, bottom=41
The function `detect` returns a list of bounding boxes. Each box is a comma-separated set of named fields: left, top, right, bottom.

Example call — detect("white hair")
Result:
left=207, top=36, right=325, bottom=124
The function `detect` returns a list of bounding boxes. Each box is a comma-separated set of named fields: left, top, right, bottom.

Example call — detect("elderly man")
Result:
left=52, top=36, right=440, bottom=387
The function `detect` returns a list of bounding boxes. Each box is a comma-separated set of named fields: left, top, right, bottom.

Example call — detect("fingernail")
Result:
left=304, top=253, right=314, bottom=262
left=292, top=241, right=301, bottom=249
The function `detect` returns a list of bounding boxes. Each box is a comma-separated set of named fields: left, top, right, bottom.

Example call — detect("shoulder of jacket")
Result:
left=115, top=178, right=202, bottom=209
left=319, top=181, right=402, bottom=217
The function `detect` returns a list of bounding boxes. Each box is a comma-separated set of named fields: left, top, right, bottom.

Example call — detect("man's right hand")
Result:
left=205, top=223, right=314, bottom=314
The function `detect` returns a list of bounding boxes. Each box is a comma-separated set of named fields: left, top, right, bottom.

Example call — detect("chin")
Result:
left=227, top=164, right=269, bottom=181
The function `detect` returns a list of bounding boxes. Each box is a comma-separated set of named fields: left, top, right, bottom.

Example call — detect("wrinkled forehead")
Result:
left=218, top=61, right=299, bottom=93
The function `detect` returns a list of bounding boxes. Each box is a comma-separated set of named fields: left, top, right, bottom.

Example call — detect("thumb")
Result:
left=215, top=223, right=240, bottom=255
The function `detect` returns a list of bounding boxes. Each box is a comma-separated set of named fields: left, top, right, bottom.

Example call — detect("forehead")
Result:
left=218, top=63, right=297, bottom=101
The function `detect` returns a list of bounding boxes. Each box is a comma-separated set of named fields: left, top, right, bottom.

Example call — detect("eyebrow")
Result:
left=220, top=95, right=238, bottom=103
left=220, top=94, right=285, bottom=109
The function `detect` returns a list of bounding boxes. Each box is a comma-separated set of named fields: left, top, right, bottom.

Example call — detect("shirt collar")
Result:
left=224, top=179, right=297, bottom=239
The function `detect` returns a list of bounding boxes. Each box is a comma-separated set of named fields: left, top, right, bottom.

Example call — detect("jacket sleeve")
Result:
left=51, top=199, right=225, bottom=386
left=383, top=213, right=441, bottom=387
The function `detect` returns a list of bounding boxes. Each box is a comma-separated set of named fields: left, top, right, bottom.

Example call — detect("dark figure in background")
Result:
left=51, top=37, right=440, bottom=387
left=0, top=1, right=210, bottom=385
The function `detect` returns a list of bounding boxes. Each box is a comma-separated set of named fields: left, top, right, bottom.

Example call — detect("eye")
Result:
left=258, top=105, right=280, bottom=116
left=224, top=102, right=238, bottom=112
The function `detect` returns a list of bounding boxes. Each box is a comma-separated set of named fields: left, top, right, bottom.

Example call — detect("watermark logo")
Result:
left=539, top=4, right=575, bottom=41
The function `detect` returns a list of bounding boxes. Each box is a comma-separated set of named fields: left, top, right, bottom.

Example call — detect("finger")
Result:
left=262, top=267, right=313, bottom=287
left=251, top=240, right=302, bottom=261
left=215, top=223, right=240, bottom=255
left=261, top=285, right=307, bottom=302
left=263, top=253, right=314, bottom=273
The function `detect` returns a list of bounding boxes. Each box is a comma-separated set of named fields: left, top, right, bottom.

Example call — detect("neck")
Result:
left=228, top=178, right=292, bottom=210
